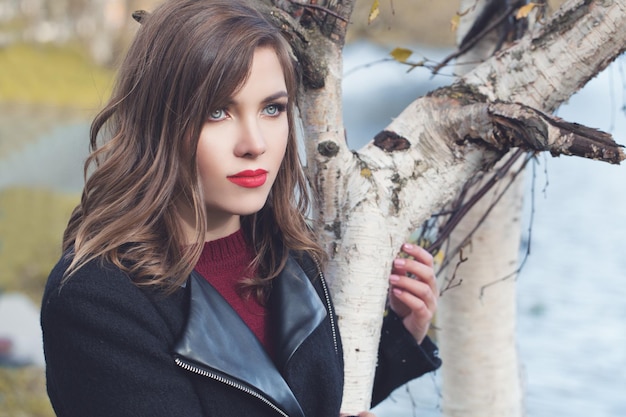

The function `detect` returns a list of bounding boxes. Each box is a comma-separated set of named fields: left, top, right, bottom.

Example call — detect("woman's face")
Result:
left=194, top=47, right=289, bottom=238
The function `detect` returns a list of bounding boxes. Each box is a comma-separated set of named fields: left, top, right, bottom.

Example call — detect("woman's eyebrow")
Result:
left=261, top=91, right=288, bottom=103
left=225, top=91, right=288, bottom=107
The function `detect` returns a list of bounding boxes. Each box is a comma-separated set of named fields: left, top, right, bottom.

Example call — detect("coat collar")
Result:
left=174, top=255, right=326, bottom=417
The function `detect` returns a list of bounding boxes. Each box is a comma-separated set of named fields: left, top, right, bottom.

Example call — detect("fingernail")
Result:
left=392, top=288, right=403, bottom=296
left=404, top=243, right=414, bottom=250
left=389, top=274, right=400, bottom=282
left=394, top=258, right=405, bottom=267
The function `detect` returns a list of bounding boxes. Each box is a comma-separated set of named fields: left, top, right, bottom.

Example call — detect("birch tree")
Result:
left=435, top=2, right=535, bottom=416
left=267, top=0, right=626, bottom=413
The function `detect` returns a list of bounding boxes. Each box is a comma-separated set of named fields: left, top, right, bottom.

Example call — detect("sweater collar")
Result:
left=195, top=229, right=251, bottom=275
left=173, top=254, right=326, bottom=417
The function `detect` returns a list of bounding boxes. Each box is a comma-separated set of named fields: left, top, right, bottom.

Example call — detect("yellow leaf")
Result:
left=450, top=14, right=460, bottom=32
left=516, top=3, right=536, bottom=19
left=390, top=47, right=412, bottom=63
left=368, top=0, right=380, bottom=24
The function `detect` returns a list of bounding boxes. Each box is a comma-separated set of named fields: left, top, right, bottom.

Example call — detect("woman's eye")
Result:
left=208, top=109, right=226, bottom=121
left=263, top=103, right=286, bottom=117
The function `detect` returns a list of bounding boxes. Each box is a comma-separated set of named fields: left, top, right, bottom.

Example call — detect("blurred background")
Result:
left=0, top=0, right=624, bottom=416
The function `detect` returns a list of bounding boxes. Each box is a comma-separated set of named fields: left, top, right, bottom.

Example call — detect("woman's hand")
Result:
left=388, top=243, right=438, bottom=344
left=340, top=412, right=376, bottom=417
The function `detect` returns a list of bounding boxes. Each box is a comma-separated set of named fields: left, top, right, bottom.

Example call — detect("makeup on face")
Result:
left=184, top=47, right=289, bottom=240
left=227, top=169, right=268, bottom=188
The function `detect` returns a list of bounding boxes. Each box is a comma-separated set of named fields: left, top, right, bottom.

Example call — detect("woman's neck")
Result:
left=176, top=204, right=241, bottom=243
left=203, top=215, right=241, bottom=242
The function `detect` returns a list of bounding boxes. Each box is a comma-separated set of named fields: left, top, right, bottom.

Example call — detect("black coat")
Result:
left=41, top=252, right=440, bottom=417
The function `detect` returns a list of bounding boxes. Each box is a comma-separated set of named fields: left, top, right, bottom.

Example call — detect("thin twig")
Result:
left=478, top=155, right=539, bottom=298
left=428, top=148, right=526, bottom=255
left=432, top=3, right=518, bottom=74
left=435, top=150, right=534, bottom=273
left=286, top=0, right=348, bottom=22
left=440, top=249, right=467, bottom=295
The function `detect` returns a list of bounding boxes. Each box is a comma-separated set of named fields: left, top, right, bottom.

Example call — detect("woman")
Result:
left=41, top=1, right=440, bottom=416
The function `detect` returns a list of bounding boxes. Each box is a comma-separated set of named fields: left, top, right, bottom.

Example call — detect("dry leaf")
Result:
left=390, top=47, right=413, bottom=63
left=450, top=14, right=460, bottom=32
left=516, top=3, right=537, bottom=19
left=368, top=0, right=380, bottom=24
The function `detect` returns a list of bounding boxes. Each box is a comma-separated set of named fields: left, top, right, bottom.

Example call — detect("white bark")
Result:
left=314, top=97, right=504, bottom=413
left=435, top=3, right=626, bottom=415
left=437, top=1, right=526, bottom=416
left=463, top=0, right=626, bottom=112
left=437, top=163, right=525, bottom=417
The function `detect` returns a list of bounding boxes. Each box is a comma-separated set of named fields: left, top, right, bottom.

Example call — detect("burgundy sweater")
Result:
left=193, top=230, right=270, bottom=352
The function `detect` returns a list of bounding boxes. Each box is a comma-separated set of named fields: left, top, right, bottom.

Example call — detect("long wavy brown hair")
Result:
left=63, top=0, right=325, bottom=297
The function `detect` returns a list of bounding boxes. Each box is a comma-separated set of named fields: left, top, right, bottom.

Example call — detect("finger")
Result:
left=391, top=287, right=430, bottom=313
left=391, top=286, right=434, bottom=320
left=392, top=257, right=435, bottom=281
left=389, top=275, right=437, bottom=312
left=401, top=243, right=433, bottom=267
left=390, top=287, right=433, bottom=342
left=391, top=258, right=437, bottom=295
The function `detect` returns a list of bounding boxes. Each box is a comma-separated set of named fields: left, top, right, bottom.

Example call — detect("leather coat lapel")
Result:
left=271, top=256, right=327, bottom=369
left=174, top=256, right=326, bottom=417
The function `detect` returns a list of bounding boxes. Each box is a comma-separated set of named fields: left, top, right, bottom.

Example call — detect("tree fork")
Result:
left=265, top=0, right=626, bottom=413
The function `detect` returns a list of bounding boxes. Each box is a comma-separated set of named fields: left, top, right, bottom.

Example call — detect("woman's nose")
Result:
left=235, top=117, right=266, bottom=157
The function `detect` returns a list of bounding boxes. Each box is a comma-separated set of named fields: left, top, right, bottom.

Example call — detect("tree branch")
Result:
left=463, top=0, right=626, bottom=112
left=355, top=91, right=623, bottom=243
left=271, top=0, right=355, bottom=43
left=427, top=149, right=529, bottom=255
left=434, top=0, right=525, bottom=74
left=285, top=0, right=348, bottom=22
left=489, top=103, right=625, bottom=164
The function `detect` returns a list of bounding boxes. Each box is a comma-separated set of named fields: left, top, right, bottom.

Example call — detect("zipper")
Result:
left=174, top=357, right=289, bottom=417
left=312, top=255, right=339, bottom=356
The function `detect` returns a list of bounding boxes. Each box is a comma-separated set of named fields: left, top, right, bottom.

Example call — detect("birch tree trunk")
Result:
left=269, top=0, right=626, bottom=413
left=437, top=2, right=626, bottom=411
left=438, top=161, right=526, bottom=417
left=437, top=1, right=528, bottom=415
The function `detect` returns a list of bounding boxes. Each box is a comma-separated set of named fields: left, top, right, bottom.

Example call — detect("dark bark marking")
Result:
left=132, top=10, right=149, bottom=24
left=318, top=141, right=339, bottom=157
left=373, top=131, right=411, bottom=152
left=324, top=220, right=342, bottom=239
left=428, top=82, right=489, bottom=105
left=390, top=173, right=407, bottom=213
left=264, top=7, right=327, bottom=90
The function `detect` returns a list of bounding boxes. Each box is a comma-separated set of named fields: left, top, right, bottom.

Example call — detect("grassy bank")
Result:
left=0, top=187, right=77, bottom=417
left=0, top=43, right=113, bottom=108
left=0, top=367, right=52, bottom=417
left=0, top=42, right=102, bottom=297
left=0, top=187, right=78, bottom=302
left=0, top=42, right=101, bottom=417
left=0, top=43, right=113, bottom=157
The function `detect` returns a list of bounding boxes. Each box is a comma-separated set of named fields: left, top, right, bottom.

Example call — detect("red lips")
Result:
left=227, top=169, right=268, bottom=188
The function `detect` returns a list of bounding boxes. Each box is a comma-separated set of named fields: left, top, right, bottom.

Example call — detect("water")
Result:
left=0, top=121, right=88, bottom=192
left=0, top=293, right=45, bottom=367
left=343, top=42, right=626, bottom=416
